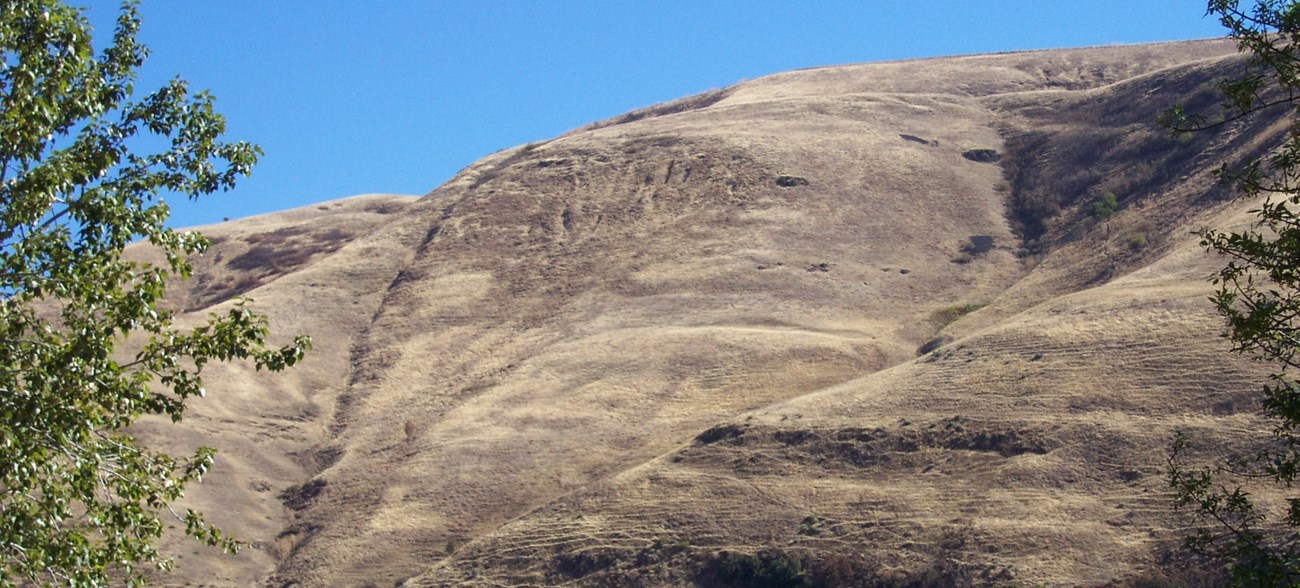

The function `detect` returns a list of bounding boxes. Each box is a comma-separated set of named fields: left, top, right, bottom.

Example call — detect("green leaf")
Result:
left=0, top=1, right=306, bottom=585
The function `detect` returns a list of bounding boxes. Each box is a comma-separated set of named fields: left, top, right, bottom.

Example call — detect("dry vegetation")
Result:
left=124, top=40, right=1294, bottom=587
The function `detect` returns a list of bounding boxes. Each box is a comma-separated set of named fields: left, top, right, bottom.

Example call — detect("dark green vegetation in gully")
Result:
left=0, top=1, right=307, bottom=585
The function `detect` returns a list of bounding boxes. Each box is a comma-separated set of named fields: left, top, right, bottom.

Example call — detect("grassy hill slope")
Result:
left=126, top=39, right=1290, bottom=587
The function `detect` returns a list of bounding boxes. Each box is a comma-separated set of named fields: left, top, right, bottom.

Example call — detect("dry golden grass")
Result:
left=122, top=39, right=1298, bottom=586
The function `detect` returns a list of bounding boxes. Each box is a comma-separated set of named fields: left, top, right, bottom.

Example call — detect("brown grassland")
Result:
left=126, top=39, right=1294, bottom=586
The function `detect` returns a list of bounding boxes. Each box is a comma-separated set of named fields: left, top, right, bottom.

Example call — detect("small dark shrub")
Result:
left=799, top=514, right=824, bottom=536
left=961, top=235, right=995, bottom=256
left=279, top=478, right=326, bottom=511
left=929, top=303, right=984, bottom=329
left=701, top=549, right=811, bottom=588
left=961, top=149, right=1001, bottom=163
left=694, top=424, right=745, bottom=445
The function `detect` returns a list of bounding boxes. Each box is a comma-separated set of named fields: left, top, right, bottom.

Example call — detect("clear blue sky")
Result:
left=78, top=1, right=1228, bottom=228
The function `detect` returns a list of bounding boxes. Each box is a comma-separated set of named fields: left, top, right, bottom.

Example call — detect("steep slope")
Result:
left=126, top=39, right=1291, bottom=587
left=125, top=194, right=423, bottom=586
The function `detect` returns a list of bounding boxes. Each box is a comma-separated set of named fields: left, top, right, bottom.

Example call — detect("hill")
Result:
left=130, top=39, right=1287, bottom=586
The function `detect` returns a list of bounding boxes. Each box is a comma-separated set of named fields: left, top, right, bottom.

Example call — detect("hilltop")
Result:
left=131, top=39, right=1286, bottom=586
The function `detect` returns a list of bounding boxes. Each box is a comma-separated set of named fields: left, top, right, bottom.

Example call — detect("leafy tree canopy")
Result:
left=0, top=1, right=308, bottom=585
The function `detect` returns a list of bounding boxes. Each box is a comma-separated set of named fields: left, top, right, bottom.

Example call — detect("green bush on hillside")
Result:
left=1091, top=191, right=1119, bottom=218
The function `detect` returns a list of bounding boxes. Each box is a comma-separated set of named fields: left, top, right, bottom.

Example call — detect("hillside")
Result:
left=128, top=39, right=1289, bottom=586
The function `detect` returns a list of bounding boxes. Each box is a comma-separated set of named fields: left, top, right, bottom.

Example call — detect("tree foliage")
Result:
left=1164, top=1, right=1300, bottom=585
left=0, top=1, right=308, bottom=585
